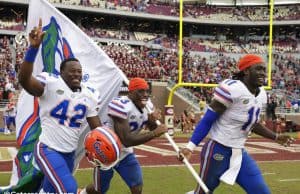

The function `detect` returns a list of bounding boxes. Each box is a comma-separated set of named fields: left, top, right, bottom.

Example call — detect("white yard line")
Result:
left=258, top=160, right=300, bottom=163
left=278, top=178, right=300, bottom=182
left=262, top=172, right=276, bottom=176
left=7, top=147, right=18, bottom=158
left=0, top=147, right=17, bottom=162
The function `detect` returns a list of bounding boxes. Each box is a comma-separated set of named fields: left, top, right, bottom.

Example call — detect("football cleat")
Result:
left=84, top=126, right=122, bottom=170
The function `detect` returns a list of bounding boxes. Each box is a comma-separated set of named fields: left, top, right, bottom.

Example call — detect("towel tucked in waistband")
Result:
left=220, top=148, right=243, bottom=185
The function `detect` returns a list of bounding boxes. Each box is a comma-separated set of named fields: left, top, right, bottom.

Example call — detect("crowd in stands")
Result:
left=183, top=4, right=300, bottom=21
left=0, top=36, right=19, bottom=103
left=156, top=34, right=299, bottom=54
left=98, top=41, right=299, bottom=110
left=0, top=1, right=299, bottom=112
left=1, top=1, right=300, bottom=33
left=46, top=0, right=300, bottom=21
left=0, top=33, right=299, bottom=111
left=102, top=44, right=163, bottom=79
left=82, top=27, right=131, bottom=40
left=0, top=7, right=25, bottom=31
left=78, top=28, right=299, bottom=55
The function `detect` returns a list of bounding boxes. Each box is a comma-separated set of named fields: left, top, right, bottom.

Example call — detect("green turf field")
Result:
left=1, top=131, right=299, bottom=140
left=0, top=133, right=16, bottom=141
left=0, top=148, right=11, bottom=160
left=1, top=161, right=299, bottom=194
left=1, top=132, right=299, bottom=193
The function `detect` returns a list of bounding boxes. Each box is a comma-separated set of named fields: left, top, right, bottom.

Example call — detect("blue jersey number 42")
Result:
left=50, top=100, right=87, bottom=128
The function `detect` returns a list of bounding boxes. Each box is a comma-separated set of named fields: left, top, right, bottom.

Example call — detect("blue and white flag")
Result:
left=16, top=0, right=126, bottom=156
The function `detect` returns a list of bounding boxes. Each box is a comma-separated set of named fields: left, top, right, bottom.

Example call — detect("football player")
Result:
left=17, top=19, right=103, bottom=193
left=179, top=54, right=294, bottom=194
left=82, top=77, right=168, bottom=194
left=3, top=99, right=17, bottom=135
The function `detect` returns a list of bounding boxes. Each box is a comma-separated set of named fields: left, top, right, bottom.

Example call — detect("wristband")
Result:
left=24, top=46, right=39, bottom=63
left=186, top=141, right=196, bottom=152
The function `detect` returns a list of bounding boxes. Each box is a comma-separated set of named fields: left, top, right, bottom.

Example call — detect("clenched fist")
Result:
left=178, top=147, right=192, bottom=162
left=275, top=134, right=295, bottom=147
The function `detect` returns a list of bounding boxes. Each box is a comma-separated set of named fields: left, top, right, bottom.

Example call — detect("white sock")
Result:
left=79, top=188, right=87, bottom=194
left=185, top=190, right=195, bottom=194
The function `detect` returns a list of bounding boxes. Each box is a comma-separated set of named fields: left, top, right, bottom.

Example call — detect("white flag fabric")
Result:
left=16, top=0, right=126, bottom=150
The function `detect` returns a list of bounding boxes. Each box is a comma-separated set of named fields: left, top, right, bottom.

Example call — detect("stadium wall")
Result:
left=151, top=81, right=197, bottom=118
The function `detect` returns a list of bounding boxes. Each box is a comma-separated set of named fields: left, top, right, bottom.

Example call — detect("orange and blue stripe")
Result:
left=17, top=97, right=40, bottom=146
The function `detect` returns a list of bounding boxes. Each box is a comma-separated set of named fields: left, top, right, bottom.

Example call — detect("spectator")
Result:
left=266, top=97, right=277, bottom=121
left=3, top=99, right=17, bottom=134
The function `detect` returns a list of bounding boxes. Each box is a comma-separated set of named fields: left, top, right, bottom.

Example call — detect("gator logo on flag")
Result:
left=41, top=16, right=74, bottom=74
left=22, top=152, right=33, bottom=163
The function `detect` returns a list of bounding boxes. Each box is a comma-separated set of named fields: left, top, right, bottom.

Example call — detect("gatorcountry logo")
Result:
left=41, top=17, right=74, bottom=75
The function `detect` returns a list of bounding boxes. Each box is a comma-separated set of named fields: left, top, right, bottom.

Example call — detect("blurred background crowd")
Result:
left=0, top=0, right=299, bottom=121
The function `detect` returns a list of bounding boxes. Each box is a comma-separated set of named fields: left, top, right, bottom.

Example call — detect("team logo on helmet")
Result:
left=84, top=126, right=122, bottom=170
left=93, top=141, right=108, bottom=163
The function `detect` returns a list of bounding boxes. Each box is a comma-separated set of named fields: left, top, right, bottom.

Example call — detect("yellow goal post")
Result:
left=167, top=0, right=274, bottom=106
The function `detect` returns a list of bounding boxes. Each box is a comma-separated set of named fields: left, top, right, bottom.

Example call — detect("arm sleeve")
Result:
left=86, top=95, right=100, bottom=117
left=187, top=107, right=220, bottom=151
left=107, top=97, right=128, bottom=120
left=213, top=80, right=234, bottom=107
left=35, top=72, right=50, bottom=97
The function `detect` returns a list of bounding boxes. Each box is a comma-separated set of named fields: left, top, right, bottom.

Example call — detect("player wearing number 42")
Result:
left=179, top=54, right=294, bottom=194
left=18, top=19, right=103, bottom=193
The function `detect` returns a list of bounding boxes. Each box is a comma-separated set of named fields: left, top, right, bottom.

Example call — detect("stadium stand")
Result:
left=0, top=0, right=299, bottom=129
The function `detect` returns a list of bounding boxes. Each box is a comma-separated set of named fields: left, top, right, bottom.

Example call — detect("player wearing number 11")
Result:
left=179, top=54, right=294, bottom=194
left=18, top=19, right=102, bottom=193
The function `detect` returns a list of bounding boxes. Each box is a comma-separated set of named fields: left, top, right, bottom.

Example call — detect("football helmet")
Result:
left=84, top=126, right=122, bottom=170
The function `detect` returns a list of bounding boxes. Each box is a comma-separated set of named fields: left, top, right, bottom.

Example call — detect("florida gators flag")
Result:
left=14, top=0, right=126, bottom=180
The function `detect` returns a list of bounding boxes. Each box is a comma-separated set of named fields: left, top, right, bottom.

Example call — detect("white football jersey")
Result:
left=36, top=72, right=100, bottom=152
left=106, top=96, right=149, bottom=160
left=4, top=103, right=17, bottom=117
left=210, top=79, right=267, bottom=148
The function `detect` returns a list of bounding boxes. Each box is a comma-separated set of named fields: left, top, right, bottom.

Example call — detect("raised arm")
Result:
left=18, top=18, right=46, bottom=97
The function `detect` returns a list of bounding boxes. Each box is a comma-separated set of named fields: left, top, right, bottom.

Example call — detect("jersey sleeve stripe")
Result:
left=214, top=87, right=232, bottom=103
left=108, top=105, right=127, bottom=119
left=110, top=100, right=124, bottom=109
left=224, top=79, right=237, bottom=85
left=36, top=76, right=46, bottom=86
left=36, top=74, right=46, bottom=81
left=108, top=110, right=127, bottom=120
left=108, top=102, right=127, bottom=114
left=224, top=79, right=231, bottom=84
left=218, top=86, right=230, bottom=95
left=213, top=94, right=232, bottom=107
